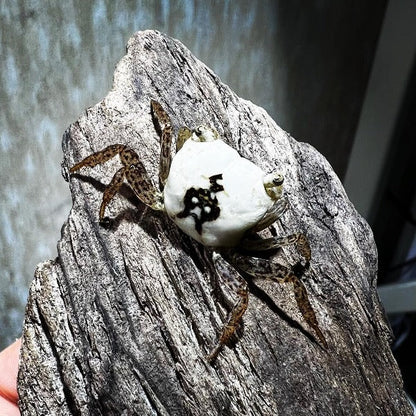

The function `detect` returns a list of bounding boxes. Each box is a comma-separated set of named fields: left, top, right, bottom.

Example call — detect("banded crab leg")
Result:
left=70, top=144, right=164, bottom=223
left=150, top=100, right=173, bottom=190
left=227, top=251, right=327, bottom=349
left=250, top=196, right=289, bottom=233
left=207, top=253, right=249, bottom=362
left=69, top=100, right=178, bottom=222
left=241, top=232, right=311, bottom=263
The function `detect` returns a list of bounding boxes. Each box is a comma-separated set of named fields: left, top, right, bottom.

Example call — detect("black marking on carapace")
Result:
left=177, top=174, right=224, bottom=234
left=209, top=174, right=224, bottom=192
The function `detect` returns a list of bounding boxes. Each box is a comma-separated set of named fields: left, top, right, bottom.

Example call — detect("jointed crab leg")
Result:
left=70, top=144, right=163, bottom=219
left=208, top=253, right=249, bottom=362
left=241, top=232, right=311, bottom=262
left=176, top=127, right=193, bottom=151
left=282, top=272, right=327, bottom=348
left=227, top=252, right=327, bottom=349
left=99, top=166, right=128, bottom=220
left=70, top=144, right=126, bottom=172
left=151, top=100, right=173, bottom=190
left=251, top=197, right=288, bottom=232
left=119, top=147, right=164, bottom=210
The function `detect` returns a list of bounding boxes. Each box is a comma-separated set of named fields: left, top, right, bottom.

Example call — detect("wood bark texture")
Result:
left=18, top=30, right=412, bottom=416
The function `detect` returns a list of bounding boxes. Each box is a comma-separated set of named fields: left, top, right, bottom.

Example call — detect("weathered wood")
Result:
left=18, top=30, right=412, bottom=416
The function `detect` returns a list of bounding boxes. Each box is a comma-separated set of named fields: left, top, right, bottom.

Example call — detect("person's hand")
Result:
left=0, top=339, right=20, bottom=416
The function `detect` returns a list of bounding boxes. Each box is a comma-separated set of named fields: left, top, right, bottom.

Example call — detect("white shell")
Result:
left=163, top=138, right=274, bottom=247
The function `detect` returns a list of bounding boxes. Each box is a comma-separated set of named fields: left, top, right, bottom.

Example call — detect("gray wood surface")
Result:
left=18, top=30, right=412, bottom=416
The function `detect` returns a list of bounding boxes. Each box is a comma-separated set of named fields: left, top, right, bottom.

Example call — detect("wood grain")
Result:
left=18, top=30, right=412, bottom=416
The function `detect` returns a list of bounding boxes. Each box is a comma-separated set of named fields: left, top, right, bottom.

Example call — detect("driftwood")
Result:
left=18, top=30, right=412, bottom=416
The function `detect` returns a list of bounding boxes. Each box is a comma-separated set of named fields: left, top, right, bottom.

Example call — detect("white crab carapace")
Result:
left=163, top=129, right=277, bottom=247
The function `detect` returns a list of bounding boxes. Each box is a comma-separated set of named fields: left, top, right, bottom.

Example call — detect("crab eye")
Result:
left=195, top=127, right=203, bottom=136
left=273, top=175, right=284, bottom=186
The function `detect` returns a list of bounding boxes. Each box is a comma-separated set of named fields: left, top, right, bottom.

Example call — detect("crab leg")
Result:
left=176, top=127, right=193, bottom=151
left=228, top=252, right=327, bottom=349
left=241, top=232, right=311, bottom=262
left=251, top=197, right=289, bottom=232
left=99, top=166, right=128, bottom=221
left=70, top=144, right=163, bottom=221
left=119, top=147, right=163, bottom=210
left=280, top=272, right=327, bottom=348
left=70, top=144, right=126, bottom=173
left=207, top=253, right=249, bottom=362
left=151, top=100, right=173, bottom=190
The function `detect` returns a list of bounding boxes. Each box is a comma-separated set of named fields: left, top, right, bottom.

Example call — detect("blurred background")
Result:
left=1, top=0, right=415, bottom=406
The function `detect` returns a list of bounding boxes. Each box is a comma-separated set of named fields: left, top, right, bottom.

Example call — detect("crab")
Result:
left=70, top=100, right=327, bottom=361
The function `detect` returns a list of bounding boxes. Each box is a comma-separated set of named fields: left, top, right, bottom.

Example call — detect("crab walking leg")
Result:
left=176, top=127, right=193, bottom=151
left=251, top=197, right=289, bottom=232
left=70, top=144, right=126, bottom=173
left=119, top=147, right=164, bottom=210
left=70, top=144, right=163, bottom=214
left=150, top=100, right=173, bottom=190
left=281, top=273, right=327, bottom=348
left=99, top=166, right=127, bottom=221
left=207, top=253, right=249, bottom=362
left=229, top=253, right=327, bottom=348
left=125, top=165, right=163, bottom=210
left=241, top=232, right=311, bottom=262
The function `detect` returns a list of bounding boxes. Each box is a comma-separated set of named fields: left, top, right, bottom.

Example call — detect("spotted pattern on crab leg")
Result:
left=177, top=127, right=193, bottom=151
left=70, top=144, right=126, bottom=173
left=207, top=253, right=249, bottom=362
left=295, top=233, right=311, bottom=262
left=151, top=100, right=173, bottom=190
left=125, top=163, right=163, bottom=210
left=251, top=196, right=288, bottom=232
left=283, top=273, right=328, bottom=349
left=241, top=232, right=311, bottom=262
left=99, top=166, right=128, bottom=221
left=120, top=147, right=163, bottom=210
left=227, top=252, right=327, bottom=349
left=70, top=144, right=163, bottom=221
